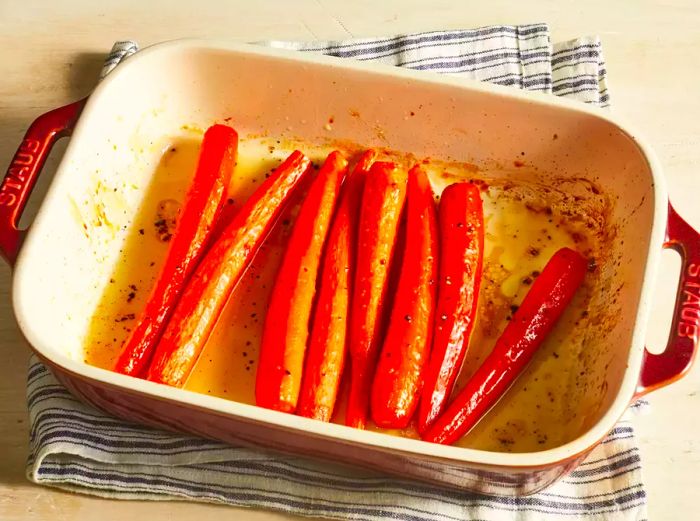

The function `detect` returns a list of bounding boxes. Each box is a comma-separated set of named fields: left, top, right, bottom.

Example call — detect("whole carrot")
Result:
left=346, top=161, right=408, bottom=429
left=113, top=124, right=237, bottom=377
left=146, top=151, right=312, bottom=387
left=256, top=151, right=349, bottom=413
left=370, top=165, right=438, bottom=429
left=421, top=247, right=587, bottom=445
left=417, top=182, right=484, bottom=434
left=297, top=150, right=377, bottom=421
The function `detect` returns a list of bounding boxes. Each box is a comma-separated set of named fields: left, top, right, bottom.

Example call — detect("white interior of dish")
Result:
left=12, top=40, right=666, bottom=466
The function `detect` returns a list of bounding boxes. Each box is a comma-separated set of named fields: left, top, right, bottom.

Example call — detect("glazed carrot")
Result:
left=417, top=182, right=484, bottom=434
left=146, top=151, right=312, bottom=387
left=297, top=150, right=377, bottom=421
left=256, top=151, right=349, bottom=413
left=422, top=247, right=587, bottom=445
left=113, top=124, right=237, bottom=377
left=346, top=161, right=408, bottom=429
left=370, top=165, right=438, bottom=429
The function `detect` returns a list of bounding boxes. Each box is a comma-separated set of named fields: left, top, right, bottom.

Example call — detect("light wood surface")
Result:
left=1, top=1, right=699, bottom=519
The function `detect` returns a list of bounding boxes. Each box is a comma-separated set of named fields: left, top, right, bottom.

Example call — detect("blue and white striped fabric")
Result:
left=29, top=25, right=646, bottom=520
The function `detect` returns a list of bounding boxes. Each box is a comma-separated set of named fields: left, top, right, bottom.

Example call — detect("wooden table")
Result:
left=2, top=1, right=699, bottom=519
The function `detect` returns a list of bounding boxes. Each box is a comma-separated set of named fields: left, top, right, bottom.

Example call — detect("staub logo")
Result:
left=678, top=263, right=700, bottom=340
left=0, top=138, right=41, bottom=207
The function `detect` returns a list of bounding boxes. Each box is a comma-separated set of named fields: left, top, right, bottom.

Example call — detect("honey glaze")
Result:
left=84, top=135, right=614, bottom=453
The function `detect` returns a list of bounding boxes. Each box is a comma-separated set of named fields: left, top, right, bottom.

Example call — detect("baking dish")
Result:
left=2, top=39, right=699, bottom=496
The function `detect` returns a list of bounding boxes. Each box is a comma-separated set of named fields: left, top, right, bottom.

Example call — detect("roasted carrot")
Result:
left=146, top=151, right=312, bottom=387
left=346, top=161, right=408, bottom=429
left=417, top=182, right=484, bottom=434
left=370, top=165, right=438, bottom=429
left=297, top=150, right=377, bottom=421
left=421, top=247, right=587, bottom=445
left=113, top=124, right=237, bottom=378
left=256, top=151, right=349, bottom=413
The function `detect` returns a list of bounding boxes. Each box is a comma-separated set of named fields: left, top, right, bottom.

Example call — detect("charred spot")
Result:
left=587, top=258, right=597, bottom=273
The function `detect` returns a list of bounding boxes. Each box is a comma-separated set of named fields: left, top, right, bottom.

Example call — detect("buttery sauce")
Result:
left=84, top=134, right=612, bottom=453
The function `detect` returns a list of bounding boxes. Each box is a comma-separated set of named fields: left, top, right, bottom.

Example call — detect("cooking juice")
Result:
left=84, top=134, right=611, bottom=452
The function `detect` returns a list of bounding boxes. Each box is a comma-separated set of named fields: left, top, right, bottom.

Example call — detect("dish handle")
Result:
left=0, top=98, right=87, bottom=266
left=636, top=202, right=700, bottom=396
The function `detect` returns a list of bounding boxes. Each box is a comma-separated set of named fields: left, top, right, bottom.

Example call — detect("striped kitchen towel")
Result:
left=28, top=24, right=647, bottom=520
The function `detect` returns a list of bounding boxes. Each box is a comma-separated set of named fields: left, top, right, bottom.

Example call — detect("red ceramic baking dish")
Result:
left=2, top=40, right=699, bottom=496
